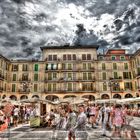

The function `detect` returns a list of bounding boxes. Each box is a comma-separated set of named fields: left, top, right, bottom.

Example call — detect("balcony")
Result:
left=0, top=87, right=3, bottom=92
left=19, top=78, right=31, bottom=82
left=0, top=75, right=4, bottom=80
left=44, top=78, right=59, bottom=82
left=44, top=89, right=96, bottom=93
left=112, top=89, right=124, bottom=93
left=109, top=76, right=122, bottom=81
left=18, top=89, right=30, bottom=94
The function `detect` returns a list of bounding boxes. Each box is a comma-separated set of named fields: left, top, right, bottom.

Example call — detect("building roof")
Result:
left=132, top=48, right=140, bottom=57
left=0, top=54, right=10, bottom=62
left=40, top=45, right=99, bottom=51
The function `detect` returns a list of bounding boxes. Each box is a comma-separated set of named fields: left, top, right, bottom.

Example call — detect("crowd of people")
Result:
left=0, top=103, right=140, bottom=139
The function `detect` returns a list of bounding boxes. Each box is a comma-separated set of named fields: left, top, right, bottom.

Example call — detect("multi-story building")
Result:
left=0, top=45, right=140, bottom=102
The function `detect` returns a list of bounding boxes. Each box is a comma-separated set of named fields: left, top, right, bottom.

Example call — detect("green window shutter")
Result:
left=112, top=56, right=116, bottom=60
left=68, top=64, right=72, bottom=70
left=88, top=63, right=91, bottom=69
left=124, top=63, right=128, bottom=70
left=68, top=83, right=72, bottom=91
left=83, top=73, right=87, bottom=80
left=12, top=84, right=16, bottom=92
left=120, top=56, right=125, bottom=61
left=102, top=63, right=106, bottom=70
left=88, top=73, right=92, bottom=80
left=53, top=84, right=56, bottom=91
left=113, top=63, right=117, bottom=70
left=103, top=83, right=107, bottom=91
left=34, top=74, right=38, bottom=81
left=34, top=84, right=38, bottom=92
left=48, top=73, right=52, bottom=80
left=13, top=74, right=16, bottom=81
left=34, top=64, right=38, bottom=71
left=102, top=72, right=106, bottom=80
left=114, top=72, right=118, bottom=78
left=48, top=84, right=51, bottom=91
left=83, top=63, right=86, bottom=69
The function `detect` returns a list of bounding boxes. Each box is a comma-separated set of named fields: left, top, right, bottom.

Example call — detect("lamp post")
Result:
left=104, top=81, right=119, bottom=99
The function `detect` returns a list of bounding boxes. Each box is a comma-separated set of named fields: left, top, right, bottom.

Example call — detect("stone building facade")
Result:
left=0, top=45, right=140, bottom=101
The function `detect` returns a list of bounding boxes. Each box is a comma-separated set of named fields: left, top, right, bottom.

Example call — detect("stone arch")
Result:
left=32, top=95, right=39, bottom=99
left=2, top=95, right=6, bottom=99
left=63, top=95, right=76, bottom=99
left=46, top=95, right=59, bottom=101
left=20, top=95, right=28, bottom=100
left=10, top=95, right=17, bottom=101
left=101, top=94, right=110, bottom=99
left=82, top=95, right=95, bottom=101
left=113, top=94, right=121, bottom=99
left=125, top=93, right=133, bottom=98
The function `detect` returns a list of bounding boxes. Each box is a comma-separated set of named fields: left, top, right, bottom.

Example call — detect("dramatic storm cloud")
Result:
left=0, top=0, right=140, bottom=59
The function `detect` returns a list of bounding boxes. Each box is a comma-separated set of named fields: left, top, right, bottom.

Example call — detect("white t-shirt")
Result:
left=14, top=108, right=19, bottom=116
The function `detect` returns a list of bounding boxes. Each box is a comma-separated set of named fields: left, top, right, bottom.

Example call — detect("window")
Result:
left=88, top=63, right=91, bottom=69
left=73, top=54, right=76, bottom=60
left=62, top=63, right=66, bottom=70
left=82, top=83, right=93, bottom=91
left=53, top=73, right=57, bottom=79
left=53, top=84, right=56, bottom=91
left=120, top=56, right=125, bottom=61
left=137, top=68, right=140, bottom=75
left=34, top=84, right=38, bottom=92
left=34, top=73, right=38, bottom=81
left=83, top=63, right=86, bottom=69
left=22, top=74, right=28, bottom=81
left=53, top=55, right=57, bottom=61
left=114, top=72, right=118, bottom=79
left=13, top=74, right=16, bottom=81
left=113, top=63, right=117, bottom=70
left=68, top=64, right=72, bottom=70
left=63, top=55, right=66, bottom=60
left=124, top=82, right=132, bottom=90
left=12, top=64, right=18, bottom=71
left=12, top=84, right=16, bottom=92
left=68, top=83, right=72, bottom=91
left=48, top=84, right=51, bottom=91
left=88, top=73, right=92, bottom=80
left=102, top=63, right=106, bottom=70
left=68, top=73, right=72, bottom=80
left=112, top=56, right=116, bottom=60
left=103, top=83, right=107, bottom=91
left=82, top=54, right=86, bottom=60
left=102, top=72, right=106, bottom=80
left=68, top=55, right=71, bottom=60
left=124, top=63, right=128, bottom=70
left=48, top=55, right=52, bottom=61
left=34, top=64, right=38, bottom=71
left=87, top=54, right=91, bottom=60
left=83, top=73, right=87, bottom=80
left=123, top=72, right=131, bottom=79
left=22, top=64, right=28, bottom=71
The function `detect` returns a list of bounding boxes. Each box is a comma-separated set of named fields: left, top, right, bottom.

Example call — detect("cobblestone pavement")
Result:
left=0, top=117, right=140, bottom=140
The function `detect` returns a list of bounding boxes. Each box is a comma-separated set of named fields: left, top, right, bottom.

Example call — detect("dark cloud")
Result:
left=0, top=0, right=140, bottom=59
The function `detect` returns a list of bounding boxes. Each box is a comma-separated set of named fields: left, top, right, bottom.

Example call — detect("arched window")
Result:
left=125, top=94, right=133, bottom=98
left=101, top=94, right=109, bottom=99
left=46, top=95, right=59, bottom=101
left=20, top=95, right=28, bottom=100
left=113, top=94, right=121, bottom=99
left=82, top=95, right=95, bottom=101
left=10, top=95, right=17, bottom=101
left=63, top=95, right=76, bottom=99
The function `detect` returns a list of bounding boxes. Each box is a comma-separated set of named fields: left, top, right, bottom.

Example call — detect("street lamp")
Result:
left=104, top=81, right=119, bottom=99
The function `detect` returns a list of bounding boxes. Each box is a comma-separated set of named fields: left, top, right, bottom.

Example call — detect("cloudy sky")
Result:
left=0, top=0, right=140, bottom=59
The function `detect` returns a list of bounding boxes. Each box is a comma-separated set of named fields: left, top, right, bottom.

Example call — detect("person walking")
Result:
left=69, top=104, right=87, bottom=139
left=66, top=107, right=77, bottom=140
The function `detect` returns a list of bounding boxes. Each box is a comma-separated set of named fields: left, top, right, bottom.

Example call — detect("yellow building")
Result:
left=0, top=45, right=140, bottom=102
